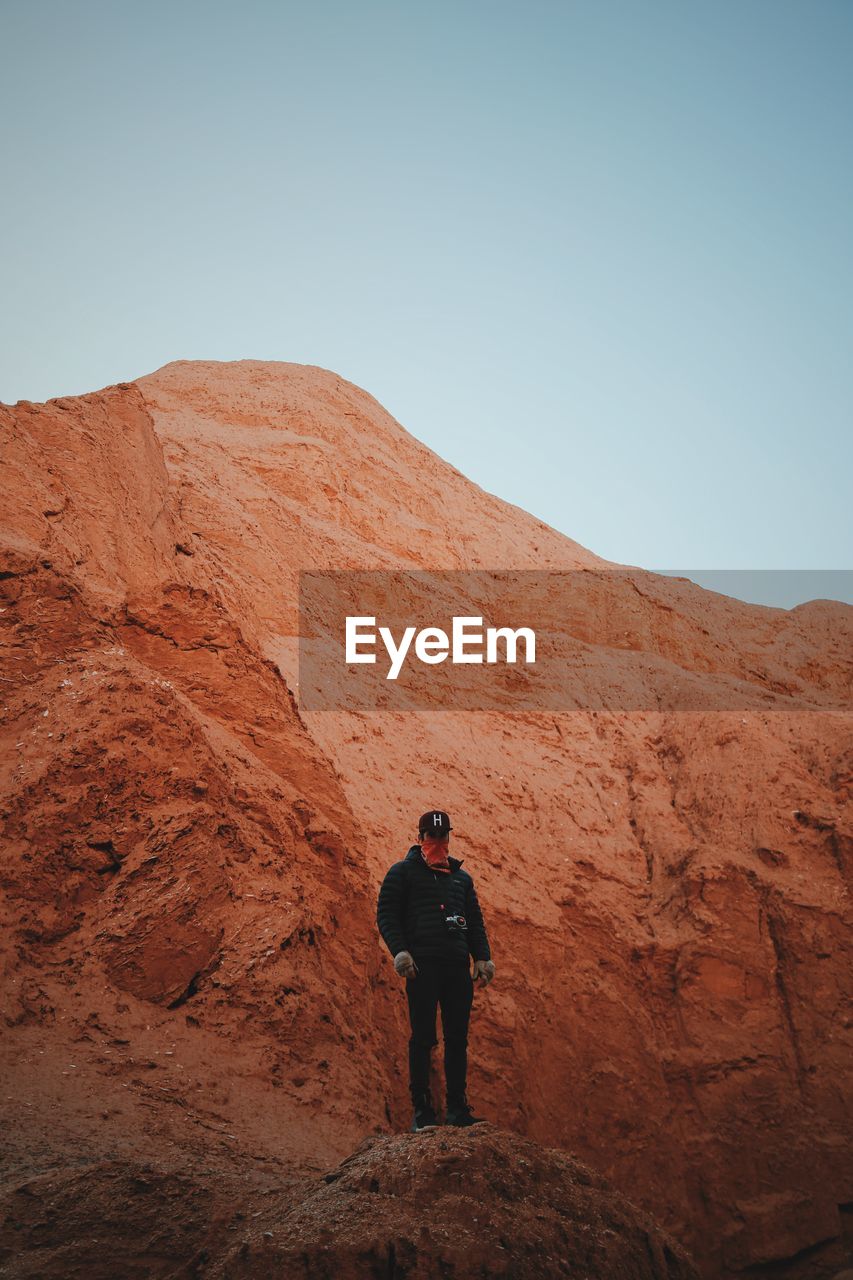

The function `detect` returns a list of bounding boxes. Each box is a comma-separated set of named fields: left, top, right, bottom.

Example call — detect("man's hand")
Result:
left=394, top=950, right=417, bottom=979
left=473, top=959, right=495, bottom=986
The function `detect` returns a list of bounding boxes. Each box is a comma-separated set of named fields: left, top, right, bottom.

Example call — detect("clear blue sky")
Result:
left=2, top=1, right=851, bottom=605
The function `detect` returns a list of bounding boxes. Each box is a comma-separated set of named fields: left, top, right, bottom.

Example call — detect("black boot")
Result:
left=411, top=1090, right=439, bottom=1132
left=444, top=1094, right=486, bottom=1126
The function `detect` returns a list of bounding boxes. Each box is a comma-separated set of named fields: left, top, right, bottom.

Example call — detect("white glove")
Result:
left=394, top=950, right=418, bottom=978
left=472, top=959, right=495, bottom=986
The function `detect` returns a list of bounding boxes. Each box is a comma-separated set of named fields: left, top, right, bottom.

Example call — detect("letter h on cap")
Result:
left=419, top=809, right=452, bottom=835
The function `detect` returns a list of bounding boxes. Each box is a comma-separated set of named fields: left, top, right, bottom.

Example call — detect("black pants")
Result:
left=405, top=955, right=474, bottom=1107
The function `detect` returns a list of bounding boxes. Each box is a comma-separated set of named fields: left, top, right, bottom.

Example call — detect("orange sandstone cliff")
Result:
left=0, top=361, right=850, bottom=1278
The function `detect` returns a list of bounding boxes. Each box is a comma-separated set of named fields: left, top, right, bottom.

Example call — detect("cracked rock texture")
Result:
left=1, top=360, right=851, bottom=1279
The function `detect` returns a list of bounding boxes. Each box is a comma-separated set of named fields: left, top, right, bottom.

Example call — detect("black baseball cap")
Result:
left=419, top=809, right=452, bottom=837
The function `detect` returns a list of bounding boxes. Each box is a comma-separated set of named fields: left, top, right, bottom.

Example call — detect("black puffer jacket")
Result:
left=376, top=845, right=492, bottom=964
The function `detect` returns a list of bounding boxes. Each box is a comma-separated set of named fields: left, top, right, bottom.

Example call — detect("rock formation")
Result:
left=1, top=361, right=850, bottom=1277
left=1, top=1127, right=699, bottom=1279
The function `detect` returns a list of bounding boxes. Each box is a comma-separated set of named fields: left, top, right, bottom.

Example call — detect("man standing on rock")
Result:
left=376, top=809, right=495, bottom=1131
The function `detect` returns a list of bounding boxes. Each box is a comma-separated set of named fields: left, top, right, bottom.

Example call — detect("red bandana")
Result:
left=420, top=836, right=451, bottom=873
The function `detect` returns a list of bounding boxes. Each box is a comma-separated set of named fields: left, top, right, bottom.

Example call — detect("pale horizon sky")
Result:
left=1, top=1, right=851, bottom=606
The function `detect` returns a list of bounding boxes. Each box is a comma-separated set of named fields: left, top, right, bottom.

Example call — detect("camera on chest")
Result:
left=444, top=911, right=468, bottom=937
